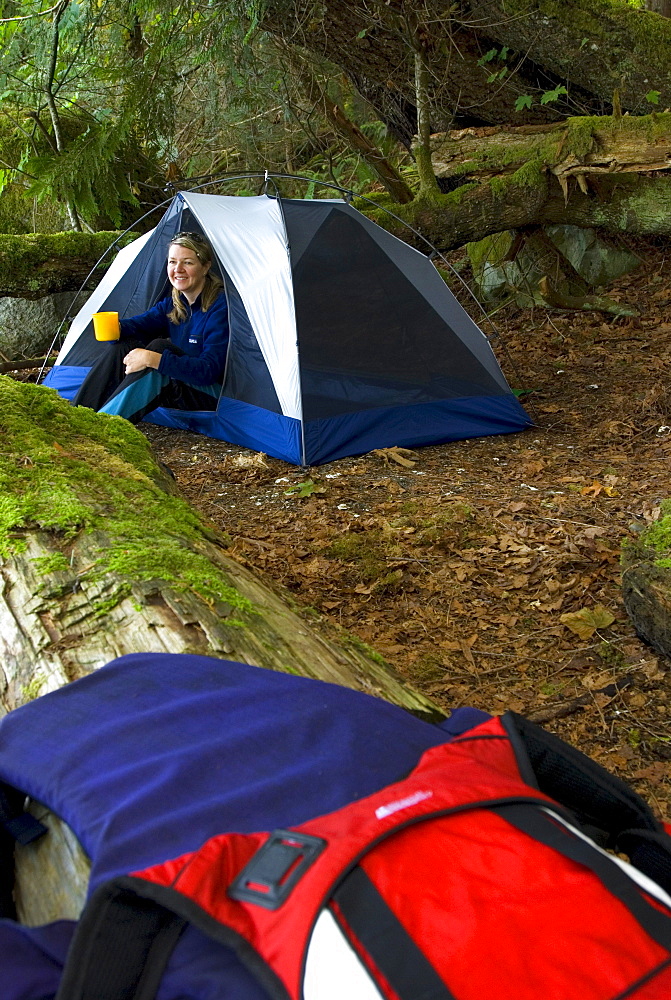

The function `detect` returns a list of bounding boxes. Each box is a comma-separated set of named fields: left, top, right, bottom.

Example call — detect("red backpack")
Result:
left=56, top=713, right=671, bottom=1000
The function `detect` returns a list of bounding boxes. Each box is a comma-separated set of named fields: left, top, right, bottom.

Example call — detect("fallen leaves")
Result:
left=372, top=446, right=420, bottom=468
left=580, top=480, right=618, bottom=497
left=560, top=605, right=616, bottom=639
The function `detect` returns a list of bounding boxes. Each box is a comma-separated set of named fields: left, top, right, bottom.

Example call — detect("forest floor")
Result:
left=15, top=235, right=671, bottom=822
left=143, top=236, right=671, bottom=823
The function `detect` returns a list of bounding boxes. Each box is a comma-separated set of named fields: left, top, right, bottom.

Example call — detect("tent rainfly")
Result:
left=44, top=192, right=532, bottom=465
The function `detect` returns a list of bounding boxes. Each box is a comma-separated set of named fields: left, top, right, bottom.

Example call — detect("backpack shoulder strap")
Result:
left=0, top=781, right=47, bottom=919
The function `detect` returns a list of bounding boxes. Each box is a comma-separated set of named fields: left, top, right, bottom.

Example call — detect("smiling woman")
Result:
left=71, top=232, right=229, bottom=424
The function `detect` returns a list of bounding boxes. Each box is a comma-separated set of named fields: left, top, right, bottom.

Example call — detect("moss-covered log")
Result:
left=0, top=231, right=135, bottom=298
left=0, top=376, right=439, bottom=720
left=431, top=115, right=671, bottom=191
left=358, top=113, right=671, bottom=251
left=622, top=506, right=671, bottom=660
left=1, top=375, right=443, bottom=925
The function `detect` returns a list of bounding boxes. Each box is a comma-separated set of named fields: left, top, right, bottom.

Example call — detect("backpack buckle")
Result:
left=228, top=829, right=327, bottom=909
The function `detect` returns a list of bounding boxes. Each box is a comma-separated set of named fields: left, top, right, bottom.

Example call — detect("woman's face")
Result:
left=167, top=244, right=211, bottom=303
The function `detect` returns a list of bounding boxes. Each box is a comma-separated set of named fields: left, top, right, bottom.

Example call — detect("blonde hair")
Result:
left=167, top=231, right=224, bottom=324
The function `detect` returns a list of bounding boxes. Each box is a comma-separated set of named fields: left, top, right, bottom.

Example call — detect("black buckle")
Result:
left=228, top=830, right=327, bottom=910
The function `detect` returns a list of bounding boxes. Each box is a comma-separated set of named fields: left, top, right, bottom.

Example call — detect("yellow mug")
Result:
left=92, top=311, right=120, bottom=341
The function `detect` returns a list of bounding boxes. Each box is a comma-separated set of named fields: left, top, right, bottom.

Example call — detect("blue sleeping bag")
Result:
left=0, top=652, right=488, bottom=1000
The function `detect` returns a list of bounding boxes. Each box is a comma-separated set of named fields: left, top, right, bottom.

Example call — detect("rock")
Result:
left=0, top=291, right=89, bottom=360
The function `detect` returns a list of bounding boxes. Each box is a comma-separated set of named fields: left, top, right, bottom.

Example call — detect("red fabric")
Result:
left=628, top=962, right=671, bottom=998
left=133, top=716, right=671, bottom=1000
left=359, top=810, right=667, bottom=1000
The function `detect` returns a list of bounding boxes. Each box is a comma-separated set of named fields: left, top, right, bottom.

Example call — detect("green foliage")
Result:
left=25, top=118, right=141, bottom=228
left=514, top=86, right=568, bottom=112
left=0, top=376, right=253, bottom=615
left=540, top=85, right=568, bottom=105
left=646, top=90, right=661, bottom=105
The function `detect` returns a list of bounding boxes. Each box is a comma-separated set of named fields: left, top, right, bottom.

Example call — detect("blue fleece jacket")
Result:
left=119, top=290, right=229, bottom=387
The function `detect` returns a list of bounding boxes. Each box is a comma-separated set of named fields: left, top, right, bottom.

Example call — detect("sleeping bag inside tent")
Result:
left=43, top=191, right=532, bottom=465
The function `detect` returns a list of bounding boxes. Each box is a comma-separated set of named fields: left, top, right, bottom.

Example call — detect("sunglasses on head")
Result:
left=172, top=231, right=206, bottom=243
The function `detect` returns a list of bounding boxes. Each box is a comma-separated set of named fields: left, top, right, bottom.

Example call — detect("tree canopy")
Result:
left=1, top=0, right=671, bottom=266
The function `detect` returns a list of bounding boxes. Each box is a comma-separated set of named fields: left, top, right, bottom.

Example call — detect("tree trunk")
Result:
left=1, top=374, right=441, bottom=926
left=0, top=525, right=438, bottom=719
left=289, top=53, right=415, bottom=202
left=0, top=231, right=134, bottom=298
left=430, top=118, right=671, bottom=189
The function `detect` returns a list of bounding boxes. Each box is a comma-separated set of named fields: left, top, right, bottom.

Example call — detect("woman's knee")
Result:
left=146, top=338, right=183, bottom=355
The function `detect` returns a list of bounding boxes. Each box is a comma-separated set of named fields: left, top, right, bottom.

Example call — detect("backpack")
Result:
left=1, top=653, right=670, bottom=1000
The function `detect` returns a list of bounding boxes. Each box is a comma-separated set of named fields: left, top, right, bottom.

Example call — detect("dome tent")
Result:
left=43, top=191, right=532, bottom=465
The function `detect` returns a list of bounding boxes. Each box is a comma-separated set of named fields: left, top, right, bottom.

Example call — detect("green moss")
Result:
left=0, top=231, right=137, bottom=296
left=597, top=641, right=627, bottom=669
left=633, top=499, right=671, bottom=560
left=0, top=377, right=253, bottom=616
left=32, top=551, right=70, bottom=575
left=342, top=633, right=390, bottom=668
left=20, top=675, right=47, bottom=702
left=325, top=528, right=402, bottom=582
left=502, top=0, right=671, bottom=94
left=355, top=183, right=479, bottom=226
left=468, top=231, right=514, bottom=278
left=564, top=116, right=600, bottom=160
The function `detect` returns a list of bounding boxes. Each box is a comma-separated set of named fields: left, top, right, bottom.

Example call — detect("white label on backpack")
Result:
left=375, top=789, right=433, bottom=820
left=304, top=909, right=384, bottom=1000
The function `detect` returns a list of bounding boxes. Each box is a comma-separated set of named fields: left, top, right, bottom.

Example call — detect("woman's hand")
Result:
left=123, top=349, right=162, bottom=374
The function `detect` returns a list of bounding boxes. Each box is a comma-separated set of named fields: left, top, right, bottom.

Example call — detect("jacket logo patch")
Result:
left=375, top=789, right=432, bottom=820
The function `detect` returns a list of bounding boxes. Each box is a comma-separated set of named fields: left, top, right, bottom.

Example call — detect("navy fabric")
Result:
left=61, top=198, right=186, bottom=369
left=0, top=654, right=487, bottom=1000
left=44, top=193, right=531, bottom=465
left=301, top=393, right=532, bottom=465
left=145, top=397, right=305, bottom=464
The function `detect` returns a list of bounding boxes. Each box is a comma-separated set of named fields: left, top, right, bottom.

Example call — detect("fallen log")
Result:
left=0, top=374, right=441, bottom=925
left=431, top=116, right=671, bottom=191
left=0, top=232, right=135, bottom=298
left=622, top=511, right=671, bottom=660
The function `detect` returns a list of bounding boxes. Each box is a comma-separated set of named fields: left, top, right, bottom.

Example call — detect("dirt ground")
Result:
left=13, top=234, right=671, bottom=822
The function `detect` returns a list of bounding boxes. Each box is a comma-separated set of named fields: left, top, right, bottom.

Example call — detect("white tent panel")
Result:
left=183, top=193, right=301, bottom=421
left=55, top=229, right=155, bottom=364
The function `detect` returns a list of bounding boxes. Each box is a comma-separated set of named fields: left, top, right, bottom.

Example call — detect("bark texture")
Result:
left=361, top=114, right=671, bottom=251
left=0, top=232, right=133, bottom=298
left=622, top=541, right=671, bottom=661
